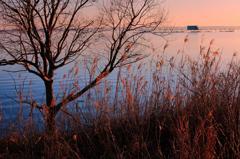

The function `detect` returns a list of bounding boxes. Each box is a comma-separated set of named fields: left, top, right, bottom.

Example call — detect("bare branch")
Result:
left=0, top=0, right=166, bottom=127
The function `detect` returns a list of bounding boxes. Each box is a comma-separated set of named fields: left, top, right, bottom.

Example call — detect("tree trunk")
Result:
left=44, top=80, right=56, bottom=133
left=46, top=110, right=56, bottom=135
left=45, top=80, right=54, bottom=107
left=44, top=80, right=60, bottom=158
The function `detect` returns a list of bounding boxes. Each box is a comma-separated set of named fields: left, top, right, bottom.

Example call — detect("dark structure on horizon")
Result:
left=187, top=25, right=199, bottom=30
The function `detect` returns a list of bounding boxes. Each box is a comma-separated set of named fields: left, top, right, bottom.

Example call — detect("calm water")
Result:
left=1, top=31, right=240, bottom=125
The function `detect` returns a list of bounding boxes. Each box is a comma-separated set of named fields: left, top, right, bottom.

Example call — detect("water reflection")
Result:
left=1, top=31, right=240, bottom=123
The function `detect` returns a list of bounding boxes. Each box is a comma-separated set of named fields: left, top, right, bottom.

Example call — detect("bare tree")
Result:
left=0, top=0, right=166, bottom=134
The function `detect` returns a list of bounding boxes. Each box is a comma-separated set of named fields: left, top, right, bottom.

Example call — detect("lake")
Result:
left=1, top=30, right=240, bottom=129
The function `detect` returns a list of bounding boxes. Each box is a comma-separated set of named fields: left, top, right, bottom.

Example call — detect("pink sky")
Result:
left=165, top=0, right=240, bottom=26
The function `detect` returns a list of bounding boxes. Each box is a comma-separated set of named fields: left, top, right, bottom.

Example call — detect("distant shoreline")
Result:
left=0, top=26, right=240, bottom=33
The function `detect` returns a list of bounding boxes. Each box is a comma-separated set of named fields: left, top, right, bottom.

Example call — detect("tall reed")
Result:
left=0, top=42, right=240, bottom=159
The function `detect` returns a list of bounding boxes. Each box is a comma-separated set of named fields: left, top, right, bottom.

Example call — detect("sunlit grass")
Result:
left=0, top=42, right=240, bottom=158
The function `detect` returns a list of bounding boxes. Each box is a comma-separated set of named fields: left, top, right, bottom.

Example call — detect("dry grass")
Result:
left=0, top=44, right=240, bottom=159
